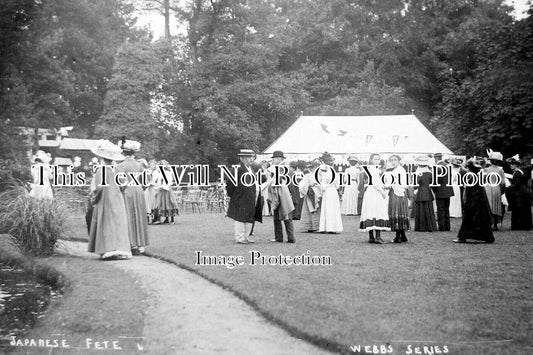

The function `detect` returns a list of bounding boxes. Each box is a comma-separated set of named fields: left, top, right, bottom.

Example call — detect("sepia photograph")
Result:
left=0, top=0, right=532, bottom=354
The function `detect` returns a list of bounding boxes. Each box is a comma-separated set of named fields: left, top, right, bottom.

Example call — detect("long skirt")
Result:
left=341, top=185, right=358, bottom=215
left=124, top=186, right=149, bottom=247
left=300, top=197, right=320, bottom=231
left=88, top=188, right=131, bottom=257
left=388, top=192, right=410, bottom=231
left=144, top=186, right=157, bottom=213
left=507, top=185, right=532, bottom=230
left=319, top=187, right=343, bottom=233
left=155, top=189, right=179, bottom=217
left=458, top=185, right=495, bottom=242
left=359, top=187, right=390, bottom=231
left=450, top=185, right=462, bottom=218
left=415, top=201, right=437, bottom=232
left=484, top=185, right=502, bottom=217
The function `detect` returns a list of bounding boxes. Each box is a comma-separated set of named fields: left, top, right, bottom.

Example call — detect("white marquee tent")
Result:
left=258, top=114, right=454, bottom=163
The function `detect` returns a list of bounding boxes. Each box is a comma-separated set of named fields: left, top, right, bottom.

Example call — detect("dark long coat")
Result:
left=457, top=183, right=495, bottom=242
left=226, top=163, right=262, bottom=223
left=432, top=162, right=454, bottom=199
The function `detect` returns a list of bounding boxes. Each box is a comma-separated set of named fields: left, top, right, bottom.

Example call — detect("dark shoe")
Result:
left=392, top=236, right=401, bottom=243
left=368, top=237, right=375, bottom=243
left=131, top=248, right=140, bottom=256
left=374, top=236, right=385, bottom=244
left=453, top=239, right=466, bottom=243
left=287, top=240, right=295, bottom=243
left=400, top=236, right=408, bottom=242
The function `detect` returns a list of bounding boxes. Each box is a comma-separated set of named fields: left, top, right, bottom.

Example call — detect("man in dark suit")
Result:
left=432, top=153, right=454, bottom=231
left=226, top=149, right=262, bottom=244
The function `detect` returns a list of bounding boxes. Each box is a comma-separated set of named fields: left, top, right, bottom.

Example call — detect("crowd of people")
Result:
left=225, top=148, right=533, bottom=245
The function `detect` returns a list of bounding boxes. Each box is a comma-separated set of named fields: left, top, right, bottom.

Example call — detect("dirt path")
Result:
left=57, top=241, right=333, bottom=354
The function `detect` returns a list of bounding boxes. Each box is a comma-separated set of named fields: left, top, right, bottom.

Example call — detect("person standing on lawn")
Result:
left=288, top=161, right=302, bottom=220
left=299, top=159, right=322, bottom=232
left=267, top=151, right=295, bottom=243
left=29, top=150, right=54, bottom=200
left=484, top=150, right=506, bottom=231
left=449, top=158, right=463, bottom=218
left=432, top=153, right=454, bottom=231
left=359, top=153, right=390, bottom=244
left=117, top=138, right=149, bottom=255
left=505, top=155, right=533, bottom=230
left=454, top=157, right=495, bottom=243
left=154, top=160, right=179, bottom=224
left=341, top=156, right=360, bottom=216
left=88, top=140, right=132, bottom=260
left=318, top=152, right=343, bottom=233
left=226, top=149, right=262, bottom=244
left=414, top=156, right=438, bottom=232
left=386, top=155, right=410, bottom=243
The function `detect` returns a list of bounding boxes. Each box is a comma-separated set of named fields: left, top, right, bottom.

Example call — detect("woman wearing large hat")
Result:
left=505, top=155, right=532, bottom=230
left=341, top=155, right=360, bottom=216
left=298, top=158, right=322, bottom=232
left=153, top=159, right=179, bottom=224
left=454, top=157, right=495, bottom=243
left=484, top=150, right=506, bottom=230
left=116, top=138, right=149, bottom=254
left=413, top=155, right=437, bottom=232
left=317, top=152, right=343, bottom=233
left=29, top=150, right=54, bottom=200
left=88, top=140, right=132, bottom=260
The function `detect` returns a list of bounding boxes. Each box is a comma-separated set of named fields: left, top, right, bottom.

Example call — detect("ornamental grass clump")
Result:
left=0, top=184, right=67, bottom=256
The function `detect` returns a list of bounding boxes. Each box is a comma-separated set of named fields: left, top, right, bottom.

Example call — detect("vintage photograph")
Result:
left=0, top=0, right=532, bottom=354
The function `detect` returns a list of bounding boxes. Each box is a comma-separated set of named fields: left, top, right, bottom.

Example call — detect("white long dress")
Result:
left=318, top=165, right=343, bottom=233
left=359, top=166, right=390, bottom=231
left=29, top=164, right=53, bottom=200
left=449, top=167, right=462, bottom=218
left=341, top=166, right=359, bottom=215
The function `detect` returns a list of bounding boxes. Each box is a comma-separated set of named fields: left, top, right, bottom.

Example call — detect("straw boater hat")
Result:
left=506, top=154, right=520, bottom=165
left=91, top=140, right=125, bottom=161
left=237, top=149, right=256, bottom=157
left=32, top=150, right=52, bottom=164
left=415, top=155, right=432, bottom=166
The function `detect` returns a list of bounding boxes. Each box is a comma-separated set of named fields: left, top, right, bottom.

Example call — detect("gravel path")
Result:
left=57, top=241, right=333, bottom=354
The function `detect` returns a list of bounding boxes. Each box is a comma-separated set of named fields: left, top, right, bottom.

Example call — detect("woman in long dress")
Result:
left=359, top=153, right=390, bottom=244
left=260, top=161, right=272, bottom=216
left=29, top=150, right=53, bottom=200
left=454, top=158, right=495, bottom=243
left=341, top=156, right=359, bottom=215
left=298, top=159, right=322, bottom=232
left=144, top=160, right=158, bottom=223
left=88, top=140, right=131, bottom=260
left=449, top=159, right=462, bottom=218
left=318, top=153, right=343, bottom=233
left=414, top=156, right=437, bottom=232
left=117, top=139, right=149, bottom=255
left=154, top=160, right=179, bottom=224
left=484, top=152, right=505, bottom=230
left=386, top=155, right=410, bottom=243
left=505, top=155, right=533, bottom=230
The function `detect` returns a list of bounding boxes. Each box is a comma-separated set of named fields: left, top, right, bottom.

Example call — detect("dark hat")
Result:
left=271, top=150, right=285, bottom=159
left=506, top=154, right=520, bottom=165
left=237, top=149, right=256, bottom=157
left=320, top=151, right=334, bottom=163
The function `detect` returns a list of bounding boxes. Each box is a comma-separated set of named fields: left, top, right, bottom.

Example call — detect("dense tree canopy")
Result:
left=1, top=0, right=532, bottom=168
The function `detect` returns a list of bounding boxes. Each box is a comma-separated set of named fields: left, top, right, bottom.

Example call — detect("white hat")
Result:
left=237, top=149, right=256, bottom=157
left=119, top=139, right=141, bottom=153
left=91, top=140, right=125, bottom=161
left=32, top=150, right=52, bottom=164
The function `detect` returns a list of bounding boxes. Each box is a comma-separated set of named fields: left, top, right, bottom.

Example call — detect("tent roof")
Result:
left=262, top=114, right=452, bottom=155
left=60, top=138, right=99, bottom=151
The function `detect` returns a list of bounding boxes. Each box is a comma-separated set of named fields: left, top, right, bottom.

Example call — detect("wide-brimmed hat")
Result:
left=466, top=156, right=483, bottom=170
left=347, top=155, right=358, bottom=162
left=237, top=149, right=256, bottom=157
left=415, top=155, right=432, bottom=166
left=450, top=158, right=462, bottom=167
left=119, top=138, right=141, bottom=153
left=91, top=140, right=125, bottom=161
left=271, top=150, right=285, bottom=159
left=487, top=149, right=503, bottom=162
left=506, top=154, right=520, bottom=165
left=32, top=150, right=52, bottom=164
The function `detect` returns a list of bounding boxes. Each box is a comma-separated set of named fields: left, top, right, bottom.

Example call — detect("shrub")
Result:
left=0, top=184, right=67, bottom=255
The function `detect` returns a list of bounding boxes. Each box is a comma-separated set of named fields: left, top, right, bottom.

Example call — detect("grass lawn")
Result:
left=7, top=256, right=146, bottom=354
left=65, top=212, right=533, bottom=355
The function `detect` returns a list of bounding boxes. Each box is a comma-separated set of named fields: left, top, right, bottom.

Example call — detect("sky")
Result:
left=135, top=0, right=531, bottom=40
